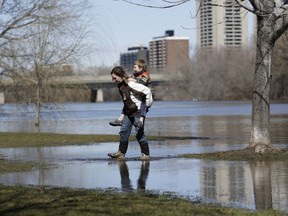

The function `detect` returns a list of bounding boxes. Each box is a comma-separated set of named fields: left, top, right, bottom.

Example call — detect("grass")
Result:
left=0, top=132, right=209, bottom=148
left=181, top=147, right=288, bottom=161
left=0, top=160, right=50, bottom=173
left=0, top=132, right=288, bottom=215
left=0, top=132, right=180, bottom=148
left=0, top=132, right=120, bottom=148
left=0, top=184, right=286, bottom=216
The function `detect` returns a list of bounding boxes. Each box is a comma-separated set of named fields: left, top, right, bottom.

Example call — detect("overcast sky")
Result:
left=85, top=0, right=197, bottom=67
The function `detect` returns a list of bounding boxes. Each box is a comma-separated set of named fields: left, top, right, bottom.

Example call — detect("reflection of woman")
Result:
left=118, top=161, right=150, bottom=191
left=108, top=66, right=153, bottom=160
left=118, top=161, right=132, bottom=191
left=137, top=161, right=150, bottom=190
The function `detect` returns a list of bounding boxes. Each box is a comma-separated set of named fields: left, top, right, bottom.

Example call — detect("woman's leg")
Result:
left=135, top=117, right=149, bottom=156
left=118, top=115, right=133, bottom=154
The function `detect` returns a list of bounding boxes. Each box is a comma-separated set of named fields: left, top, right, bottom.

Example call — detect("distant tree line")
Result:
left=156, top=35, right=288, bottom=101
left=4, top=33, right=287, bottom=103
left=5, top=37, right=287, bottom=103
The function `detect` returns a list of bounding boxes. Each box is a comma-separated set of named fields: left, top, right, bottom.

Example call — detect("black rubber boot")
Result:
left=139, top=141, right=149, bottom=156
left=119, top=141, right=129, bottom=154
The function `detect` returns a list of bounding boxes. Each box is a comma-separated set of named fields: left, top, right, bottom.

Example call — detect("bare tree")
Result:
left=122, top=0, right=288, bottom=152
left=0, top=0, right=90, bottom=126
left=235, top=0, right=288, bottom=152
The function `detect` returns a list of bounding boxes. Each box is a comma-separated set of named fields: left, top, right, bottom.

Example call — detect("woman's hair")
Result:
left=111, top=66, right=129, bottom=82
left=134, top=59, right=147, bottom=71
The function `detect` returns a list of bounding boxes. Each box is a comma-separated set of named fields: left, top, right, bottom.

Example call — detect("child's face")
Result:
left=133, top=64, right=142, bottom=72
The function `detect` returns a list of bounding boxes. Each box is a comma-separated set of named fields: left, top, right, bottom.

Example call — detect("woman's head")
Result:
left=111, top=66, right=129, bottom=83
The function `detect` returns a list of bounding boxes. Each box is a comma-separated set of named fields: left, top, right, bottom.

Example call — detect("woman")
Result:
left=108, top=66, right=153, bottom=160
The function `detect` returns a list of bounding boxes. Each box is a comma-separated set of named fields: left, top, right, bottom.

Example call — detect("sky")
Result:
left=85, top=0, right=254, bottom=68
left=85, top=0, right=197, bottom=67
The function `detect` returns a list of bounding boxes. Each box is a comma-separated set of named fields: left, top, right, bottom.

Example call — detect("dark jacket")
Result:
left=117, top=80, right=153, bottom=117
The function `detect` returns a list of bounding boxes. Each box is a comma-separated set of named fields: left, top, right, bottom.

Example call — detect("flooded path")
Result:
left=0, top=101, right=288, bottom=212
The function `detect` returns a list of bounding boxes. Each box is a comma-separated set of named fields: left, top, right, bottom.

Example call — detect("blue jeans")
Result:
left=118, top=115, right=149, bottom=155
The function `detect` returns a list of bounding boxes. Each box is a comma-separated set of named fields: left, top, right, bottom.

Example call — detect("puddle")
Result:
left=0, top=141, right=288, bottom=212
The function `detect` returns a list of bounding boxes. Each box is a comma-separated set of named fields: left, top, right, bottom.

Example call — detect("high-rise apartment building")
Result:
left=196, top=0, right=248, bottom=49
left=120, top=46, right=149, bottom=72
left=149, top=30, right=189, bottom=72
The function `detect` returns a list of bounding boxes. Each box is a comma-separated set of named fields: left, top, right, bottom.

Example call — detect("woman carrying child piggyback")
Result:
left=108, top=66, right=153, bottom=160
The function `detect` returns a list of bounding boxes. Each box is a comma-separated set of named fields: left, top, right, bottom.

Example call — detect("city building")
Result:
left=149, top=30, right=189, bottom=72
left=120, top=46, right=149, bottom=72
left=196, top=0, right=249, bottom=49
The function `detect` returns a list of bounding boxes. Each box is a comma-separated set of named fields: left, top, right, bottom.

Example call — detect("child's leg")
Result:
left=140, top=100, right=147, bottom=119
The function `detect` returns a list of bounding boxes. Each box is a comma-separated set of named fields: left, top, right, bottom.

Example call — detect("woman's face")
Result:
left=111, top=73, right=122, bottom=83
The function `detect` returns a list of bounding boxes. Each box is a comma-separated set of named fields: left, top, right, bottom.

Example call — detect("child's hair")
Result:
left=111, top=66, right=129, bottom=82
left=134, top=59, right=147, bottom=71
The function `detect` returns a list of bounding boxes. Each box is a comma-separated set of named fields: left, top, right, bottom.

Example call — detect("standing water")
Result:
left=0, top=101, right=288, bottom=212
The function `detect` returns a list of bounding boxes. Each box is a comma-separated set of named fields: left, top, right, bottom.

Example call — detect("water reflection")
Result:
left=199, top=160, right=288, bottom=211
left=137, top=161, right=150, bottom=190
left=251, top=161, right=288, bottom=211
left=118, top=161, right=133, bottom=191
left=115, top=160, right=150, bottom=192
left=200, top=160, right=254, bottom=209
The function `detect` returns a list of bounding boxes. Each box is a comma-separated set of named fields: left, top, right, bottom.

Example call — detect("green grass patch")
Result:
left=0, top=184, right=286, bottom=216
left=0, top=160, right=50, bottom=173
left=0, top=132, right=176, bottom=148
left=0, top=132, right=120, bottom=148
left=0, top=132, right=208, bottom=148
left=181, top=147, right=288, bottom=161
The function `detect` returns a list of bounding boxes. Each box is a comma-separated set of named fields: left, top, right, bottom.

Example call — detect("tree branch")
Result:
left=235, top=0, right=254, bottom=13
left=272, top=5, right=288, bottom=43
left=122, top=0, right=190, bottom=9
left=0, top=2, right=39, bottom=38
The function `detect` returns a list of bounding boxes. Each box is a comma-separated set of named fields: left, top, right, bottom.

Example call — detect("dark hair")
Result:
left=111, top=66, right=129, bottom=82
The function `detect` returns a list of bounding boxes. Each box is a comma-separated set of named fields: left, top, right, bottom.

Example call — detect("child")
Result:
left=109, top=59, right=152, bottom=128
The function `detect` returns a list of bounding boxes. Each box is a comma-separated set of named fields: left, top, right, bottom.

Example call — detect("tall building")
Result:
left=149, top=30, right=189, bottom=72
left=120, top=46, right=149, bottom=72
left=196, top=0, right=248, bottom=49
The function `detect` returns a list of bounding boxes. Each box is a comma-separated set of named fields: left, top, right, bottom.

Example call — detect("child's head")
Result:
left=134, top=59, right=147, bottom=72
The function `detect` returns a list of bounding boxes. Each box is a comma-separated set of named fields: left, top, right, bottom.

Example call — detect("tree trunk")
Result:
left=249, top=15, right=274, bottom=152
left=35, top=84, right=40, bottom=127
